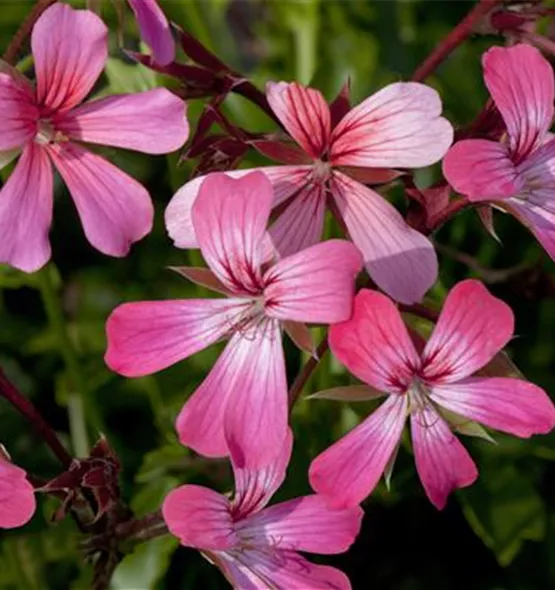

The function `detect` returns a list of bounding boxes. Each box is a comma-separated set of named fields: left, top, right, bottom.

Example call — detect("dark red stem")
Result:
left=427, top=198, right=470, bottom=233
left=412, top=0, right=503, bottom=82
left=0, top=368, right=72, bottom=468
left=2, top=0, right=58, bottom=65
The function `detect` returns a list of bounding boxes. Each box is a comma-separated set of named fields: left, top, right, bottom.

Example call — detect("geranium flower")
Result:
left=0, top=456, right=36, bottom=529
left=163, top=431, right=363, bottom=589
left=309, top=280, right=555, bottom=509
left=0, top=3, right=189, bottom=272
left=127, top=0, right=175, bottom=65
left=165, top=81, right=453, bottom=303
left=443, top=44, right=555, bottom=259
left=105, top=171, right=362, bottom=467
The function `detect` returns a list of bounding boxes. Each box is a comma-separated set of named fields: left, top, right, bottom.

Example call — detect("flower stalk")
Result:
left=0, top=368, right=73, bottom=468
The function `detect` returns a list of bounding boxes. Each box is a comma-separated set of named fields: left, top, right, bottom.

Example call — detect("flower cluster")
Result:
left=1, top=3, right=555, bottom=589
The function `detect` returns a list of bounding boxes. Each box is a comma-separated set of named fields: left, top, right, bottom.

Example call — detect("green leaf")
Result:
left=97, top=57, right=157, bottom=97
left=460, top=462, right=546, bottom=565
left=111, top=536, right=178, bottom=590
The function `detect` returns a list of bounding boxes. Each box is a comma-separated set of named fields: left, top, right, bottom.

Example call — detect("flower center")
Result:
left=311, top=159, right=332, bottom=184
left=406, top=378, right=431, bottom=415
left=230, top=296, right=271, bottom=336
left=34, top=118, right=68, bottom=145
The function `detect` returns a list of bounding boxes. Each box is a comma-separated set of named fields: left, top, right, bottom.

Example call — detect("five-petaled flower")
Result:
left=165, top=80, right=453, bottom=304
left=0, top=3, right=189, bottom=272
left=0, top=455, right=36, bottom=529
left=105, top=171, right=362, bottom=467
left=444, top=44, right=555, bottom=260
left=309, top=280, right=555, bottom=509
left=127, top=0, right=175, bottom=65
left=163, top=431, right=363, bottom=589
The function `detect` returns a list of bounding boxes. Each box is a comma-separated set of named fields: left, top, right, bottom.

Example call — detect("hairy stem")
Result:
left=288, top=336, right=329, bottom=410
left=412, top=0, right=502, bottom=82
left=117, top=511, right=169, bottom=547
left=0, top=368, right=73, bottom=468
left=2, top=0, right=58, bottom=65
left=38, top=265, right=90, bottom=457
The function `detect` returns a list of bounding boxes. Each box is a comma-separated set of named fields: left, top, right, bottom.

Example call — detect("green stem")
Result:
left=37, top=265, right=90, bottom=457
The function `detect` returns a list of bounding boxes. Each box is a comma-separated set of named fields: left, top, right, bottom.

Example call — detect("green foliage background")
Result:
left=1, top=1, right=555, bottom=589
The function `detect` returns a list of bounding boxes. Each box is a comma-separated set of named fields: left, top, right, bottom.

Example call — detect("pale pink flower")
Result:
left=0, top=457, right=36, bottom=529
left=127, top=0, right=175, bottom=66
left=0, top=3, right=189, bottom=272
left=309, top=280, right=555, bottom=510
left=443, top=44, right=555, bottom=259
left=105, top=171, right=362, bottom=467
left=163, top=431, right=363, bottom=589
left=165, top=81, right=453, bottom=303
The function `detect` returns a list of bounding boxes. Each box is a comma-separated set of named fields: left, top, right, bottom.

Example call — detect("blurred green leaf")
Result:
left=461, top=463, right=546, bottom=565
left=111, top=536, right=178, bottom=590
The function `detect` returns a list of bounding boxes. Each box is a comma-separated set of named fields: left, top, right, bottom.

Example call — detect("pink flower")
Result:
left=163, top=431, right=363, bottom=589
left=0, top=3, right=189, bottom=272
left=309, top=280, right=555, bottom=510
left=127, top=0, right=175, bottom=66
left=105, top=171, right=362, bottom=467
left=443, top=44, right=555, bottom=259
left=0, top=457, right=36, bottom=529
left=165, top=81, right=453, bottom=303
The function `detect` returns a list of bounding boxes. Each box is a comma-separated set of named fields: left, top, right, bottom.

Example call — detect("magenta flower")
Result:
left=309, top=280, right=555, bottom=510
left=127, top=0, right=175, bottom=66
left=0, top=457, right=36, bottom=529
left=0, top=3, right=189, bottom=272
left=443, top=44, right=555, bottom=259
left=163, top=431, right=363, bottom=589
left=105, top=171, right=362, bottom=467
left=165, top=80, right=453, bottom=303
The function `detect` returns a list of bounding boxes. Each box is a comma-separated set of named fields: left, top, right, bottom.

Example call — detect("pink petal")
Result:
left=328, top=289, right=419, bottom=392
left=0, top=74, right=37, bottom=150
left=192, top=172, right=271, bottom=295
left=430, top=377, right=555, bottom=438
left=330, top=82, right=453, bottom=168
left=268, top=182, right=326, bottom=258
left=223, top=321, right=289, bottom=468
left=218, top=549, right=352, bottom=590
left=32, top=4, right=107, bottom=113
left=0, top=459, right=36, bottom=529
left=509, top=138, right=555, bottom=259
left=176, top=330, right=251, bottom=458
left=266, top=82, right=331, bottom=159
left=263, top=240, right=362, bottom=324
left=309, top=394, right=408, bottom=508
left=231, top=430, right=293, bottom=517
left=422, top=280, right=514, bottom=384
left=128, top=0, right=175, bottom=66
left=410, top=405, right=478, bottom=509
left=105, top=298, right=249, bottom=377
left=54, top=89, right=188, bottom=154
left=442, top=139, right=522, bottom=201
left=331, top=172, right=437, bottom=304
left=508, top=196, right=555, bottom=260
left=483, top=45, right=554, bottom=159
left=239, top=494, right=363, bottom=554
left=166, top=166, right=311, bottom=249
left=0, top=143, right=53, bottom=272
left=47, top=142, right=153, bottom=257
left=162, top=484, right=237, bottom=550
left=177, top=321, right=288, bottom=466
